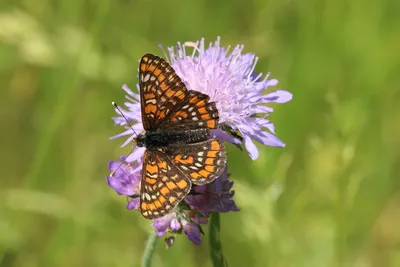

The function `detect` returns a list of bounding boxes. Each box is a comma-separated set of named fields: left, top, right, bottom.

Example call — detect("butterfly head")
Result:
left=135, top=133, right=146, bottom=148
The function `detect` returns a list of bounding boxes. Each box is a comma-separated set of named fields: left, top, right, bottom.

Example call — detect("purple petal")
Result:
left=265, top=78, right=278, bottom=88
left=155, top=229, right=167, bottom=236
left=243, top=135, right=259, bottom=160
left=254, top=118, right=275, bottom=134
left=252, top=131, right=285, bottom=147
left=122, top=84, right=140, bottom=99
left=260, top=90, right=293, bottom=103
left=127, top=198, right=140, bottom=210
left=183, top=222, right=201, bottom=245
left=252, top=105, right=274, bottom=113
left=170, top=218, right=181, bottom=231
left=106, top=175, right=136, bottom=196
left=108, top=160, right=122, bottom=173
left=193, top=184, right=208, bottom=194
left=109, top=128, right=135, bottom=141
left=185, top=194, right=205, bottom=210
left=125, top=147, right=146, bottom=162
left=153, top=213, right=175, bottom=236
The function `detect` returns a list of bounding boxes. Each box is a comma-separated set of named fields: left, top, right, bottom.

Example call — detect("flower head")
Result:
left=111, top=37, right=292, bottom=161
left=166, top=38, right=292, bottom=159
left=150, top=166, right=238, bottom=245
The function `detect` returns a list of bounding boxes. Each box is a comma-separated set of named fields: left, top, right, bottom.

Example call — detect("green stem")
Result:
left=141, top=231, right=159, bottom=267
left=209, top=212, right=228, bottom=267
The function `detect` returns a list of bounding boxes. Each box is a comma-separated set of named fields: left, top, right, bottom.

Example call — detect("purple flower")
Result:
left=106, top=156, right=141, bottom=210
left=111, top=37, right=292, bottom=161
left=150, top=167, right=238, bottom=245
left=153, top=212, right=204, bottom=246
left=185, top=166, right=239, bottom=214
left=166, top=38, right=292, bottom=159
left=153, top=212, right=180, bottom=236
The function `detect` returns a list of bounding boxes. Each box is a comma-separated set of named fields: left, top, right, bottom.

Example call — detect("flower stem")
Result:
left=141, top=231, right=159, bottom=267
left=209, top=212, right=228, bottom=267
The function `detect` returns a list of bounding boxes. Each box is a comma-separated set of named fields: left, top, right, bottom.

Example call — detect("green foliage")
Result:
left=0, top=0, right=399, bottom=266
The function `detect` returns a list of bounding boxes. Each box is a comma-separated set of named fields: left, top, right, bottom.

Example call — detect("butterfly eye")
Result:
left=135, top=135, right=145, bottom=147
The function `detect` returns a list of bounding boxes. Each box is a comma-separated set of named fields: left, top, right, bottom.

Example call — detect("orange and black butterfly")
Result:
left=136, top=54, right=226, bottom=219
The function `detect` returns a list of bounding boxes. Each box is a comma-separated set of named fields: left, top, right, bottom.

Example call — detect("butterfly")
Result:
left=135, top=54, right=226, bottom=219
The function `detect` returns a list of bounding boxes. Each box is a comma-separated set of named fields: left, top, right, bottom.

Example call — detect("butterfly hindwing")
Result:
left=167, top=139, right=226, bottom=185
left=140, top=150, right=191, bottom=219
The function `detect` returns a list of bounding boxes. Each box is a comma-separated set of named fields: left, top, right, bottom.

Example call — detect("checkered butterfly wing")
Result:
left=139, top=54, right=219, bottom=131
left=139, top=54, right=189, bottom=130
left=159, top=90, right=220, bottom=130
left=167, top=139, right=226, bottom=185
left=140, top=150, right=191, bottom=219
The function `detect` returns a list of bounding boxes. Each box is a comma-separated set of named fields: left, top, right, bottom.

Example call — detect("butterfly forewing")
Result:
left=139, top=54, right=189, bottom=130
left=159, top=90, right=220, bottom=130
left=140, top=150, right=191, bottom=219
left=168, top=139, right=226, bottom=185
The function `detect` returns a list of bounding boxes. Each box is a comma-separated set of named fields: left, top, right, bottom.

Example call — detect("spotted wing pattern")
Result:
left=160, top=90, right=220, bottom=130
left=168, top=139, right=226, bottom=185
left=140, top=150, right=191, bottom=219
left=139, top=54, right=189, bottom=130
left=137, top=53, right=228, bottom=220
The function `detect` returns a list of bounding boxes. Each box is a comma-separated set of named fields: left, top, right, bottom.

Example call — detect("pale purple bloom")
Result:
left=111, top=37, right=292, bottom=161
left=166, top=38, right=292, bottom=159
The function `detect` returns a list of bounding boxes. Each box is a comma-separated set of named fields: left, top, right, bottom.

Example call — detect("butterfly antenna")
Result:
left=110, top=101, right=140, bottom=176
left=109, top=145, right=137, bottom=177
left=112, top=101, right=139, bottom=137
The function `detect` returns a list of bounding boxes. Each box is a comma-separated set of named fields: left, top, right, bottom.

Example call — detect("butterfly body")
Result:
left=137, top=54, right=226, bottom=219
left=136, top=128, right=210, bottom=149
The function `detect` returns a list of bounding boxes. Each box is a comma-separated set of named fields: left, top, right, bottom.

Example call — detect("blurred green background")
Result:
left=1, top=0, right=399, bottom=266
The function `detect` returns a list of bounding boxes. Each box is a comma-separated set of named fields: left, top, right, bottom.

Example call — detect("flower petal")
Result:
left=243, top=135, right=259, bottom=160
left=253, top=131, right=285, bottom=147
left=125, top=147, right=146, bottom=162
left=153, top=213, right=176, bottom=236
left=170, top=218, right=181, bottom=231
left=260, top=90, right=293, bottom=103
left=183, top=222, right=201, bottom=245
left=127, top=198, right=140, bottom=210
left=106, top=174, right=136, bottom=196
